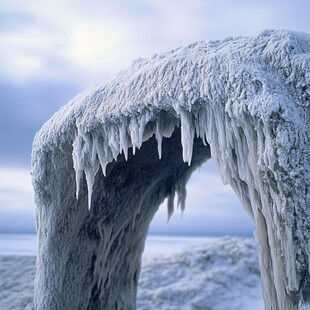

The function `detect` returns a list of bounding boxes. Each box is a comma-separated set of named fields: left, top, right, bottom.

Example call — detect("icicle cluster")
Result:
left=72, top=110, right=181, bottom=209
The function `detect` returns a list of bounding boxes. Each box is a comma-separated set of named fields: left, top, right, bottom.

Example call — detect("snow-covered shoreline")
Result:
left=0, top=235, right=263, bottom=309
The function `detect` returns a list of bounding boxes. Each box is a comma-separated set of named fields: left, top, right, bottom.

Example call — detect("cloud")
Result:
left=0, top=168, right=33, bottom=211
left=0, top=1, right=156, bottom=84
left=0, top=78, right=81, bottom=166
left=0, top=167, right=36, bottom=233
left=1, top=0, right=310, bottom=86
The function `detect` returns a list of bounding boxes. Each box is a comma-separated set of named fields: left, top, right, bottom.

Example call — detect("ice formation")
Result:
left=32, top=30, right=310, bottom=309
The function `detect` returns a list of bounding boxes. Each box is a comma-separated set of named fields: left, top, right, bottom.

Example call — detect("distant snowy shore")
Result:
left=0, top=235, right=263, bottom=309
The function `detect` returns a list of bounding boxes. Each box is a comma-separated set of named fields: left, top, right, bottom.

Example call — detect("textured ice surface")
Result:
left=32, top=30, right=310, bottom=309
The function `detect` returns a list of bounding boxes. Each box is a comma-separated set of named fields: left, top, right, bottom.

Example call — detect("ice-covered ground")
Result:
left=0, top=235, right=263, bottom=310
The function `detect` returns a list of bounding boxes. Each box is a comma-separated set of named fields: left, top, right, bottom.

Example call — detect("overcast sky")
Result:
left=1, top=0, right=309, bottom=234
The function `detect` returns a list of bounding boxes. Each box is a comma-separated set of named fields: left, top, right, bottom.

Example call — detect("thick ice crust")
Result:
left=32, top=30, right=310, bottom=309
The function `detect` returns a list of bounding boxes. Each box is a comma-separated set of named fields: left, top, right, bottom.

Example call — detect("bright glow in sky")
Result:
left=1, top=0, right=309, bottom=234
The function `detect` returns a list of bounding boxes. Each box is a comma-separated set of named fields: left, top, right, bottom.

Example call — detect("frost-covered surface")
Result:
left=138, top=237, right=263, bottom=310
left=0, top=237, right=263, bottom=310
left=0, top=255, right=35, bottom=310
left=32, top=30, right=310, bottom=309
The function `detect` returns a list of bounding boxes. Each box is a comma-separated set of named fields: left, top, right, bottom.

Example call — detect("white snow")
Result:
left=0, top=255, right=35, bottom=310
left=0, top=236, right=263, bottom=310
left=139, top=236, right=263, bottom=310
left=31, top=30, right=310, bottom=309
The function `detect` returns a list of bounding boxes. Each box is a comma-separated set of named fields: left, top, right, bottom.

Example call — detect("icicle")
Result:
left=137, top=113, right=148, bottom=149
left=72, top=132, right=85, bottom=199
left=176, top=181, right=187, bottom=213
left=108, top=125, right=120, bottom=161
left=85, top=165, right=98, bottom=210
left=194, top=115, right=200, bottom=138
left=84, top=136, right=100, bottom=210
left=103, top=142, right=113, bottom=176
left=178, top=108, right=194, bottom=165
left=167, top=191, right=175, bottom=220
left=94, top=136, right=110, bottom=177
left=74, top=169, right=83, bottom=200
left=119, top=122, right=128, bottom=160
left=155, top=122, right=163, bottom=159
left=129, top=117, right=139, bottom=155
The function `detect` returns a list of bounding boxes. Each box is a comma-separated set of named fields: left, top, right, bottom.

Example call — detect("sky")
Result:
left=0, top=0, right=309, bottom=235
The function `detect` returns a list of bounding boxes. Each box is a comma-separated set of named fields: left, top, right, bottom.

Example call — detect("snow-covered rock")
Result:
left=32, top=30, right=310, bottom=309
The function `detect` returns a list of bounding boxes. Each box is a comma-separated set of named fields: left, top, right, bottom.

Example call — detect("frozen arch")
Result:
left=32, top=30, right=310, bottom=309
